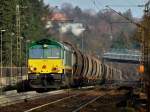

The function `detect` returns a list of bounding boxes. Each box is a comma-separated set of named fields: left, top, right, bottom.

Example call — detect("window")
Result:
left=51, top=48, right=61, bottom=58
left=44, top=47, right=61, bottom=58
left=29, top=49, right=44, bottom=58
left=29, top=45, right=62, bottom=59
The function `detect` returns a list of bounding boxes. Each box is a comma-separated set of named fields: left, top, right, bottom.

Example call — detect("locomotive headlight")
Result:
left=43, top=44, right=48, bottom=48
left=30, top=67, right=34, bottom=71
left=29, top=67, right=37, bottom=72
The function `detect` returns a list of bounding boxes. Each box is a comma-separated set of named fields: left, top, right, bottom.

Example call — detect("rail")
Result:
left=0, top=90, right=65, bottom=107
left=24, top=93, right=80, bottom=112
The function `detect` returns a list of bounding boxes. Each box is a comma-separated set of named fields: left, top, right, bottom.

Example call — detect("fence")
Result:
left=0, top=67, right=27, bottom=93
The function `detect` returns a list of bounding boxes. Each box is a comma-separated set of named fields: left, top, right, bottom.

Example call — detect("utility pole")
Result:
left=16, top=3, right=27, bottom=85
left=0, top=29, right=6, bottom=95
left=143, top=1, right=150, bottom=111
left=16, top=4, right=22, bottom=83
left=16, top=5, right=21, bottom=67
left=10, top=32, right=15, bottom=85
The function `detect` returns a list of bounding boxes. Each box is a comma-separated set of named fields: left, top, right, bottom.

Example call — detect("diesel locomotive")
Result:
left=23, top=38, right=123, bottom=90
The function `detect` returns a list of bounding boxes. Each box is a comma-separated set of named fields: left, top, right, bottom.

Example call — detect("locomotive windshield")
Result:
left=29, top=49, right=43, bottom=58
left=29, top=45, right=43, bottom=58
left=44, top=47, right=61, bottom=58
left=29, top=45, right=61, bottom=59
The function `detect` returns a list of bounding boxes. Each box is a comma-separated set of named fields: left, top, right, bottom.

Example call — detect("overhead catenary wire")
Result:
left=91, top=0, right=114, bottom=39
left=105, top=5, right=144, bottom=7
left=91, top=0, right=100, bottom=11
left=105, top=5, right=144, bottom=28
left=92, top=0, right=145, bottom=8
left=91, top=0, right=146, bottom=55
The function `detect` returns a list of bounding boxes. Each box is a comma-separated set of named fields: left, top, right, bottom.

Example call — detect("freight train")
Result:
left=18, top=38, right=123, bottom=91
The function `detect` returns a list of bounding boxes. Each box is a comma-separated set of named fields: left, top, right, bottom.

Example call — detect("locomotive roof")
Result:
left=28, top=38, right=70, bottom=50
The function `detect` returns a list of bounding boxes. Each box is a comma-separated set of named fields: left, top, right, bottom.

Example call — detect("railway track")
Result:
left=24, top=88, right=127, bottom=112
left=76, top=94, right=125, bottom=112
left=72, top=89, right=128, bottom=112
left=0, top=87, right=95, bottom=112
left=72, top=95, right=104, bottom=112
left=23, top=90, right=103, bottom=112
left=24, top=93, right=83, bottom=112
left=0, top=90, right=66, bottom=107
left=0, top=86, right=94, bottom=107
left=1, top=86, right=136, bottom=112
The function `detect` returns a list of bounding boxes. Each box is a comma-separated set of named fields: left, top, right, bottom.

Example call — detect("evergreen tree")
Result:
left=0, top=0, right=16, bottom=65
left=0, top=0, right=49, bottom=66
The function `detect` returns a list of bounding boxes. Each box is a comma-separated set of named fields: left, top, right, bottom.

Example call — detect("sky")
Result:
left=44, top=0, right=149, bottom=18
